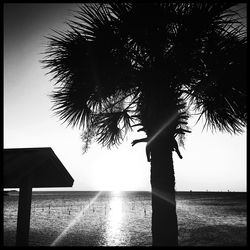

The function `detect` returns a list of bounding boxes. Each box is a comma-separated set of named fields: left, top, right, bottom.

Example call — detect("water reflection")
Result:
left=51, top=191, right=102, bottom=246
left=104, top=192, right=124, bottom=246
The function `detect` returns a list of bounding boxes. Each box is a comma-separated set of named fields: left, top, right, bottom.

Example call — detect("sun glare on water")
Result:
left=104, top=191, right=125, bottom=246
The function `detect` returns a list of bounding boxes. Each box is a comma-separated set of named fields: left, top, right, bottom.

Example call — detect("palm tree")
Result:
left=41, top=3, right=246, bottom=246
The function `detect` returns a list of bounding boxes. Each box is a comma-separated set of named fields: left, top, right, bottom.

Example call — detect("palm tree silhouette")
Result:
left=41, top=3, right=246, bottom=246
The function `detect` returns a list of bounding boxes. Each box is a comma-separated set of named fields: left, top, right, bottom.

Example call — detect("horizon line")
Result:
left=4, top=189, right=246, bottom=193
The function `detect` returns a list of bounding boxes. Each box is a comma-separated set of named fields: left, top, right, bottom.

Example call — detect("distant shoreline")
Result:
left=25, top=190, right=247, bottom=194
left=3, top=190, right=19, bottom=196
left=4, top=190, right=246, bottom=196
left=29, top=190, right=246, bottom=192
left=4, top=190, right=246, bottom=192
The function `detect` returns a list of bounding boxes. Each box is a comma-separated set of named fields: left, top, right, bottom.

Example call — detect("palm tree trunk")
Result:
left=150, top=138, right=178, bottom=246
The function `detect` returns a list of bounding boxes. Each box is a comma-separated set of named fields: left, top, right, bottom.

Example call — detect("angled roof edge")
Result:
left=4, top=147, right=74, bottom=188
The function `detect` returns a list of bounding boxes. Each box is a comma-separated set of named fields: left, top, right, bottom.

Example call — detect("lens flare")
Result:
left=151, top=189, right=176, bottom=206
left=50, top=191, right=102, bottom=246
left=147, top=112, right=178, bottom=146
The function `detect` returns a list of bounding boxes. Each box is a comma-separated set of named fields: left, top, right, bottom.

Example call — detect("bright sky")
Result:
left=4, top=4, right=247, bottom=192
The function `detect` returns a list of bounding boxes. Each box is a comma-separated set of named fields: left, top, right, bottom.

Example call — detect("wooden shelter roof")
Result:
left=4, top=147, right=74, bottom=188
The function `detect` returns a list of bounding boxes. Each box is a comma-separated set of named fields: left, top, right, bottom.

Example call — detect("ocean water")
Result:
left=3, top=191, right=246, bottom=246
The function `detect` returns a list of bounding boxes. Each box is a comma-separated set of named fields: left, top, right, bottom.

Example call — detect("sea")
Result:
left=3, top=191, right=247, bottom=246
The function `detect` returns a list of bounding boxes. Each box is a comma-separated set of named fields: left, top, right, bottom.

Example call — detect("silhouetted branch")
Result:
left=131, top=137, right=148, bottom=146
left=131, top=123, right=143, bottom=128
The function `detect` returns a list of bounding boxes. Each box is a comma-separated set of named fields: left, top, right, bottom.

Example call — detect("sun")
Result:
left=92, top=168, right=126, bottom=192
left=112, top=189, right=122, bottom=194
left=88, top=140, right=150, bottom=192
left=108, top=179, right=124, bottom=193
left=111, top=184, right=123, bottom=193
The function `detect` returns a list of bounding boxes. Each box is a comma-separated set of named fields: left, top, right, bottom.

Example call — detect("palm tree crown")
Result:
left=42, top=2, right=246, bottom=153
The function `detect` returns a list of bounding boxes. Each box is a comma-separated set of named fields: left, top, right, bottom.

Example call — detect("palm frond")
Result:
left=80, top=89, right=140, bottom=150
left=92, top=111, right=124, bottom=149
left=50, top=85, right=92, bottom=129
left=41, top=4, right=137, bottom=132
left=188, top=28, right=246, bottom=133
left=42, top=3, right=246, bottom=152
left=81, top=127, right=95, bottom=154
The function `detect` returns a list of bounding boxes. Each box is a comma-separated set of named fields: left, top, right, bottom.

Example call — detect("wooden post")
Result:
left=16, top=178, right=33, bottom=246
